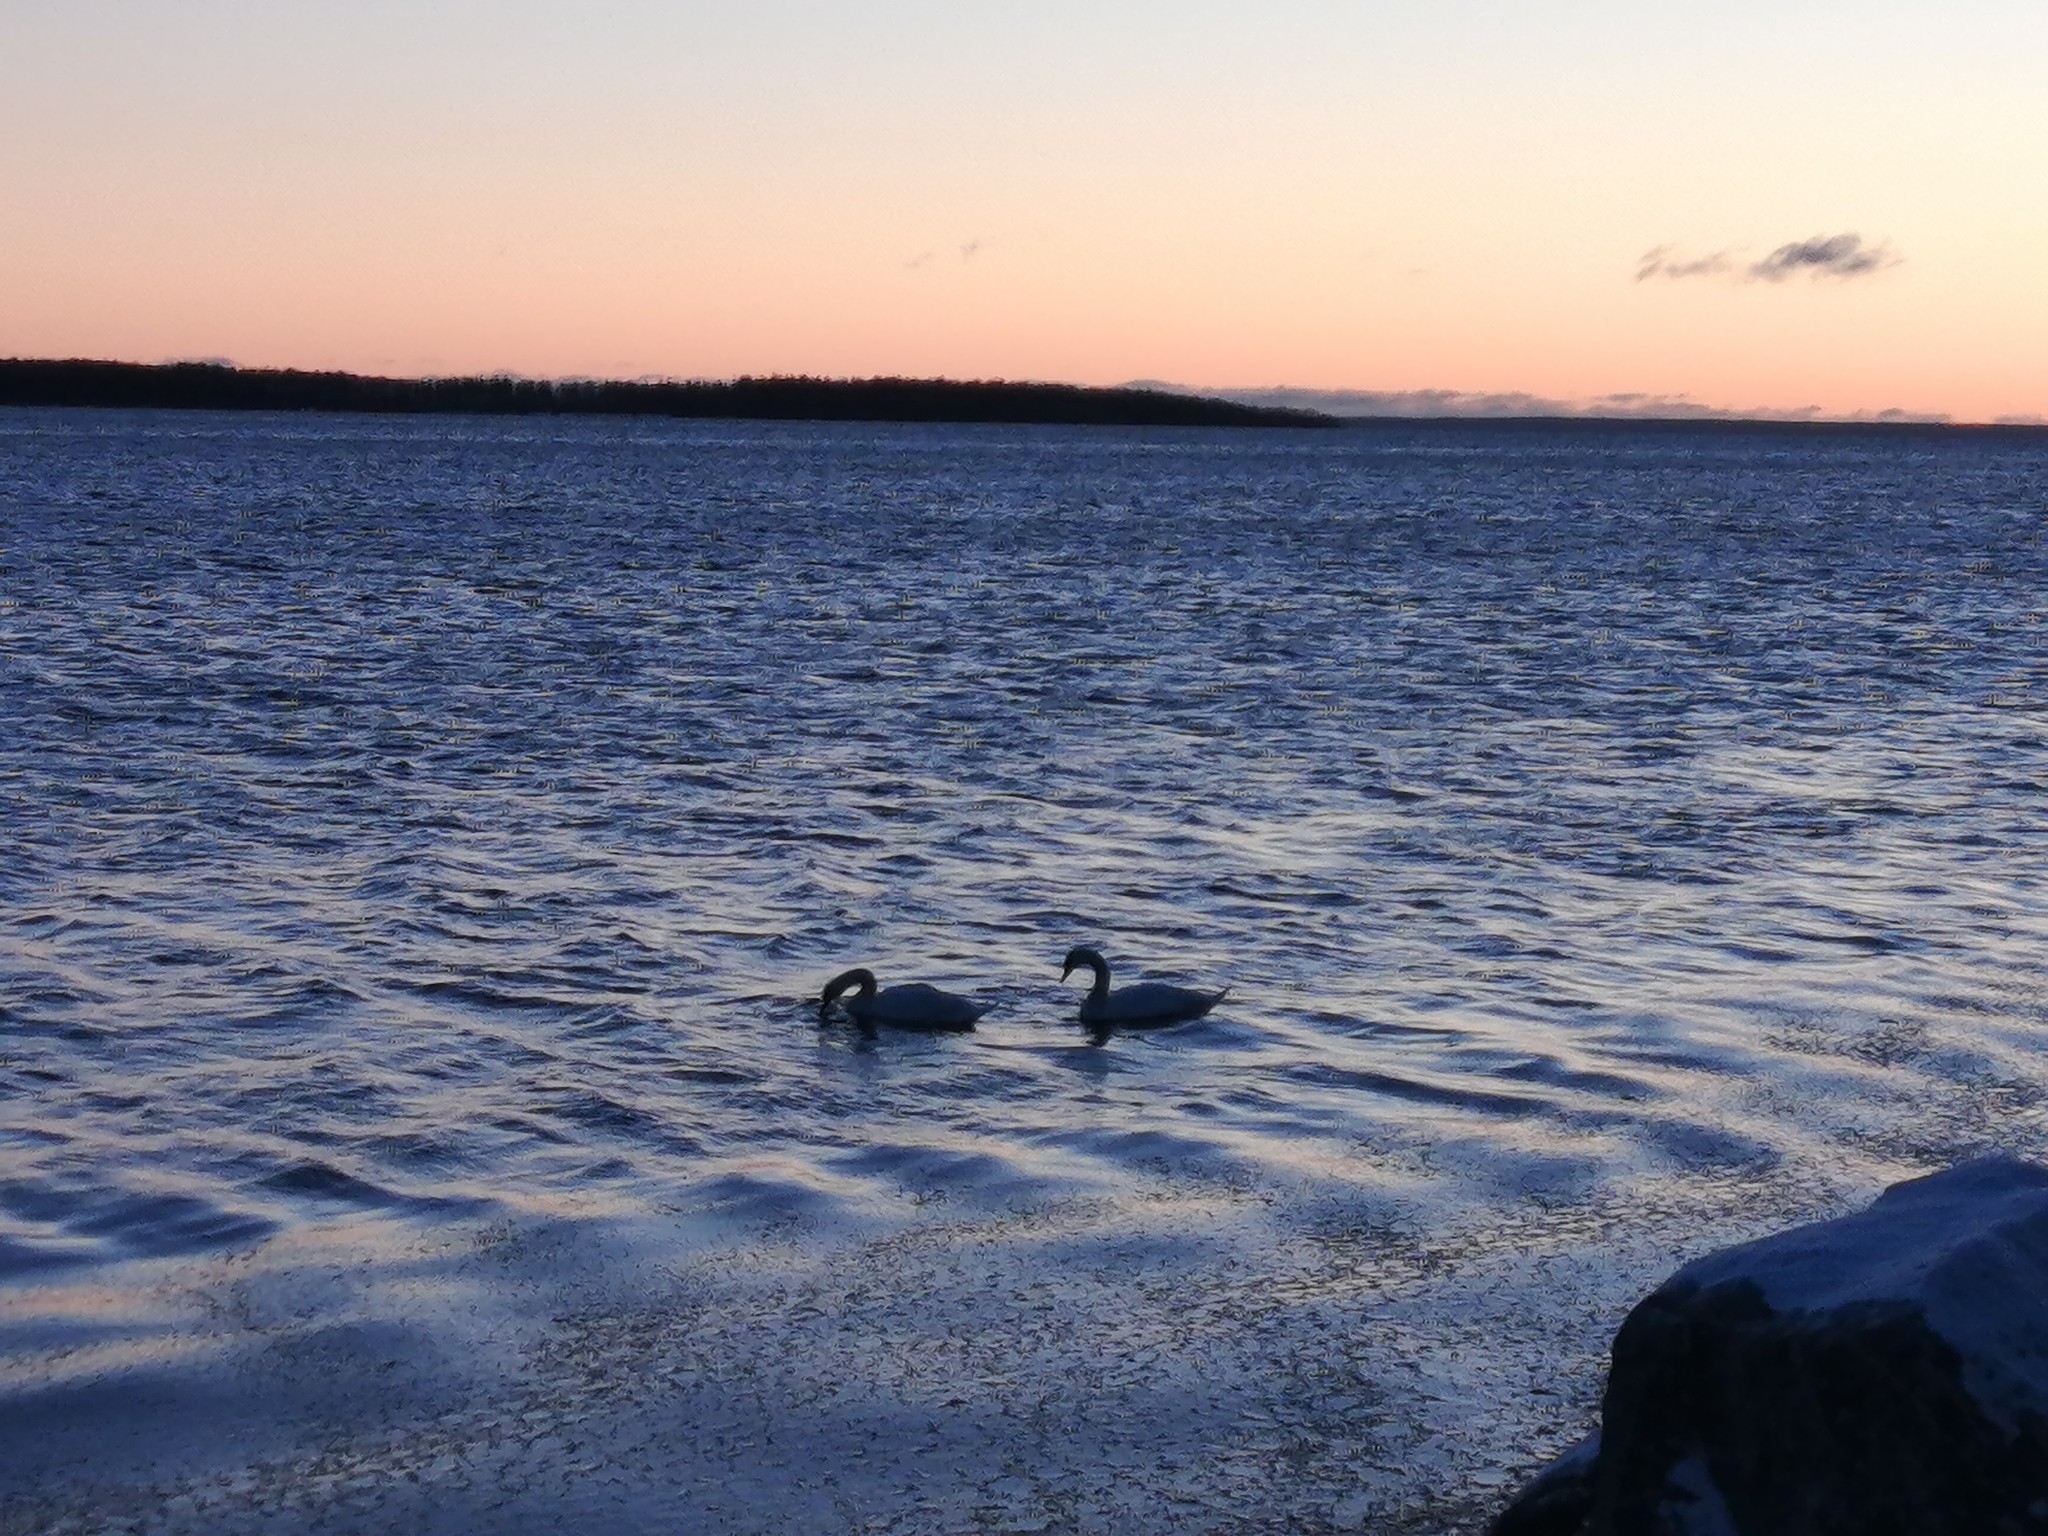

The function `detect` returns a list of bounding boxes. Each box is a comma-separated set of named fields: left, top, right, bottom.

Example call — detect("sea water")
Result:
left=3, top=409, right=2046, bottom=1534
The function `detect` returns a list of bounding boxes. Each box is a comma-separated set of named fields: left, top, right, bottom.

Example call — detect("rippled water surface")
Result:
left=4, top=410, right=2048, bottom=1533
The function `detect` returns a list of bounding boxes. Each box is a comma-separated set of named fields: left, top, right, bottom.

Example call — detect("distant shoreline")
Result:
left=2, top=359, right=2041, bottom=438
left=0, top=359, right=1335, bottom=431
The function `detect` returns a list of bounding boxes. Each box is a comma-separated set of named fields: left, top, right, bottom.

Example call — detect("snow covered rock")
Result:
left=1492, top=1157, right=2048, bottom=1536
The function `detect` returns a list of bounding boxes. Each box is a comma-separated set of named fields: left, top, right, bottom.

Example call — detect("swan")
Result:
left=1060, top=946, right=1227, bottom=1029
left=818, top=967, right=990, bottom=1033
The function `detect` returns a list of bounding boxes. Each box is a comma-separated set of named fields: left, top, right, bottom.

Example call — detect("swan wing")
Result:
left=866, top=983, right=988, bottom=1031
left=1085, top=981, right=1226, bottom=1027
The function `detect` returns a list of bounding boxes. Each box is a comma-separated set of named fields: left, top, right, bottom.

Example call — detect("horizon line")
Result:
left=4, top=355, right=2045, bottom=434
left=1132, top=381, right=2048, bottom=431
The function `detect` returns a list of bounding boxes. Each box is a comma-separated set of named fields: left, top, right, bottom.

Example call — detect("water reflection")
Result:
left=3, top=411, right=2046, bottom=1528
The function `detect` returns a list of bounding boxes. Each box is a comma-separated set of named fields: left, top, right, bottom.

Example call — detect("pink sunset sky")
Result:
left=4, top=1, right=2044, bottom=422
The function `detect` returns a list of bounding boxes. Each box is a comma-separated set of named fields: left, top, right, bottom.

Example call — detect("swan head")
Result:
left=819, top=967, right=878, bottom=1018
left=1060, top=946, right=1109, bottom=984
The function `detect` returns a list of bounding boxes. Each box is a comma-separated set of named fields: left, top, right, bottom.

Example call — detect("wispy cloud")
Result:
left=1131, top=382, right=1952, bottom=425
left=1636, top=232, right=1900, bottom=285
left=904, top=239, right=984, bottom=270
left=1747, top=233, right=1897, bottom=282
left=1636, top=246, right=1733, bottom=282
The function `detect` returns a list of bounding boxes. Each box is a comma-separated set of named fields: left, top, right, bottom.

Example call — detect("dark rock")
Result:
left=1491, top=1432, right=1599, bottom=1536
left=1491, top=1157, right=2048, bottom=1536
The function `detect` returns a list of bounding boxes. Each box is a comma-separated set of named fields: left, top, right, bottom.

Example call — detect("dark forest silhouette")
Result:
left=0, top=359, right=1336, bottom=430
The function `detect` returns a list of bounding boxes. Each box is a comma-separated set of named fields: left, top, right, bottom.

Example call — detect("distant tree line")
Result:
left=0, top=359, right=1337, bottom=430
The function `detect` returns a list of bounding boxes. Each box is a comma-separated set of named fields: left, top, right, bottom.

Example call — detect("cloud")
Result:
left=1149, top=383, right=1725, bottom=420
left=904, top=239, right=982, bottom=270
left=1747, top=233, right=1898, bottom=282
left=1130, top=382, right=1951, bottom=425
left=1637, top=233, right=1900, bottom=285
left=1636, top=246, right=1733, bottom=282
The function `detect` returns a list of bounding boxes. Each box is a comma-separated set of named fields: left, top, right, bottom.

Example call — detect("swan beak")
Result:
left=1060, top=962, right=1074, bottom=980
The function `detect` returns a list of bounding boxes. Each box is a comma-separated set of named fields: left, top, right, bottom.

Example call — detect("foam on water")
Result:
left=3, top=410, right=2047, bottom=1531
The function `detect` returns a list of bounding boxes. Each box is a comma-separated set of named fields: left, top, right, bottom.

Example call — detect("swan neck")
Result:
left=822, top=967, right=879, bottom=1011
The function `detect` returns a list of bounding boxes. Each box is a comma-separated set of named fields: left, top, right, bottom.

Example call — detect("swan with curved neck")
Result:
left=818, top=967, right=990, bottom=1033
left=1060, top=946, right=1227, bottom=1029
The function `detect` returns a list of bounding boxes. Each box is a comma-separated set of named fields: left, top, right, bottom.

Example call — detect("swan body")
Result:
left=1060, top=946, right=1227, bottom=1029
left=819, top=967, right=989, bottom=1033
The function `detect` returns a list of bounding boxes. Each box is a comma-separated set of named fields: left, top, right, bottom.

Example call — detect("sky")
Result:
left=3, top=1, right=2044, bottom=421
